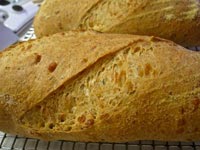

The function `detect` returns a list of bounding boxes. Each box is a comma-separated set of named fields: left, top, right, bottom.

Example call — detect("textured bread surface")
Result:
left=0, top=31, right=200, bottom=142
left=34, top=0, right=200, bottom=46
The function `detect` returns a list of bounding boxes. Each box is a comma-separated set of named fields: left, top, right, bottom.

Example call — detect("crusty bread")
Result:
left=0, top=31, right=200, bottom=142
left=34, top=0, right=200, bottom=46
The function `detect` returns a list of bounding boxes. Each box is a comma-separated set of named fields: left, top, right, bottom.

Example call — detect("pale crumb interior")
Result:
left=21, top=43, right=161, bottom=132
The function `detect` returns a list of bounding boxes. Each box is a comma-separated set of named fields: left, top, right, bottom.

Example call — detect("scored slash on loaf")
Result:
left=0, top=31, right=200, bottom=142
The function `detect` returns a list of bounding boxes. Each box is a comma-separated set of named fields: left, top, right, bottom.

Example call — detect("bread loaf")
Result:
left=34, top=0, right=200, bottom=46
left=0, top=31, right=200, bottom=142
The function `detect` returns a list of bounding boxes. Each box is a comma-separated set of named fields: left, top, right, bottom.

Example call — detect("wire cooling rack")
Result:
left=1, top=132, right=200, bottom=150
left=1, top=27, right=200, bottom=150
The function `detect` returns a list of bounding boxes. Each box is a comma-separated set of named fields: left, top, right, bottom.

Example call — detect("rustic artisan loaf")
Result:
left=0, top=31, right=200, bottom=142
left=34, top=0, right=200, bottom=46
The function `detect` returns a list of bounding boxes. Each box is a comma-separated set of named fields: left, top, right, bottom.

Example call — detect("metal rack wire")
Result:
left=1, top=131, right=200, bottom=150
left=1, top=27, right=200, bottom=150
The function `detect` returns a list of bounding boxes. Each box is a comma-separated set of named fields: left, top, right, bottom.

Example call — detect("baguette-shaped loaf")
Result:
left=0, top=31, right=200, bottom=142
left=34, top=0, right=200, bottom=46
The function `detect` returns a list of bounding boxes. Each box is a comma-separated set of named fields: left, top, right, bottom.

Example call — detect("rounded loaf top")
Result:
left=34, top=0, right=200, bottom=46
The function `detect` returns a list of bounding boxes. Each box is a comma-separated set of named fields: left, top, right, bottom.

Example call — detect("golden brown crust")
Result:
left=0, top=31, right=200, bottom=142
left=34, top=0, right=200, bottom=46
